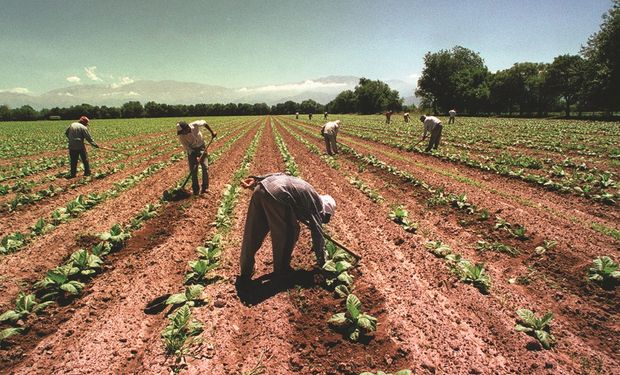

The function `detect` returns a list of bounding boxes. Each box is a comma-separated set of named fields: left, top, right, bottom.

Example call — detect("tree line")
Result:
left=415, top=1, right=620, bottom=116
left=0, top=77, right=405, bottom=121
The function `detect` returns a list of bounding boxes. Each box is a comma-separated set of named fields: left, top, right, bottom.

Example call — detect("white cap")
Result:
left=320, top=194, right=336, bottom=215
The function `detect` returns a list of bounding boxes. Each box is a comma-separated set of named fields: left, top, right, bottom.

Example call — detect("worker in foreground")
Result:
left=65, top=116, right=99, bottom=178
left=320, top=119, right=340, bottom=155
left=176, top=120, right=217, bottom=195
left=238, top=173, right=336, bottom=282
left=420, top=115, right=443, bottom=152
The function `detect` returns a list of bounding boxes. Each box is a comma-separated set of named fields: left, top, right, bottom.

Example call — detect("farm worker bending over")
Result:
left=403, top=112, right=410, bottom=123
left=420, top=115, right=443, bottom=152
left=324, top=111, right=328, bottom=120
left=238, top=173, right=336, bottom=282
left=176, top=120, right=217, bottom=195
left=449, top=109, right=456, bottom=124
left=65, top=116, right=98, bottom=178
left=320, top=120, right=340, bottom=156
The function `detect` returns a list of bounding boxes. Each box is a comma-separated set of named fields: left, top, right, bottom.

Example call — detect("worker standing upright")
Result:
left=403, top=112, right=410, bottom=123
left=176, top=120, right=217, bottom=195
left=65, top=116, right=98, bottom=178
left=385, top=110, right=393, bottom=124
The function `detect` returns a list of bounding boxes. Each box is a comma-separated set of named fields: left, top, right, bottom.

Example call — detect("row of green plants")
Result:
left=0, top=204, right=155, bottom=346
left=0, top=123, right=246, bottom=256
left=1, top=140, right=181, bottom=213
left=337, top=122, right=618, bottom=205
left=161, top=123, right=264, bottom=370
left=0, top=120, right=252, bottom=349
left=0, top=130, right=176, bottom=182
left=271, top=122, right=380, bottom=343
left=271, top=120, right=300, bottom=177
left=272, top=118, right=341, bottom=169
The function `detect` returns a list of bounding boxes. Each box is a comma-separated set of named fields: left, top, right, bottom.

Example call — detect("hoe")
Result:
left=162, top=136, right=214, bottom=201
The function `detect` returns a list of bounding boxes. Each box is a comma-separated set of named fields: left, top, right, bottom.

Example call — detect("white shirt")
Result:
left=322, top=121, right=339, bottom=136
left=178, top=120, right=208, bottom=152
left=449, top=110, right=456, bottom=117
left=423, top=116, right=442, bottom=135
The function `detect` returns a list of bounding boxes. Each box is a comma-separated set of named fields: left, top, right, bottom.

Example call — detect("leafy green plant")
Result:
left=161, top=304, right=203, bottom=357
left=165, top=285, right=207, bottom=307
left=388, top=206, right=417, bottom=233
left=34, top=264, right=85, bottom=301
left=51, top=207, right=70, bottom=224
left=184, top=259, right=220, bottom=284
left=0, top=292, right=54, bottom=323
left=509, top=225, right=528, bottom=240
left=515, top=309, right=556, bottom=349
left=91, top=241, right=112, bottom=258
left=588, top=256, right=620, bottom=284
left=494, top=216, right=511, bottom=230
left=360, top=370, right=412, bottom=375
left=478, top=209, right=490, bottom=221
left=0, top=232, right=27, bottom=254
left=31, top=218, right=54, bottom=236
left=328, top=294, right=377, bottom=341
left=68, top=249, right=103, bottom=276
left=99, top=224, right=131, bottom=251
left=455, top=260, right=491, bottom=293
left=534, top=240, right=557, bottom=255
left=425, top=241, right=452, bottom=257
left=475, top=240, right=519, bottom=256
left=0, top=327, right=22, bottom=346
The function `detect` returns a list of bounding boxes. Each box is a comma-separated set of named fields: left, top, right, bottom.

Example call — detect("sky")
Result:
left=0, top=0, right=612, bottom=95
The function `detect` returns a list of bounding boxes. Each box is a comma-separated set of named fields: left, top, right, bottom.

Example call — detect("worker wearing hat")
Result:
left=65, top=116, right=99, bottom=178
left=176, top=120, right=217, bottom=195
left=238, top=173, right=336, bottom=282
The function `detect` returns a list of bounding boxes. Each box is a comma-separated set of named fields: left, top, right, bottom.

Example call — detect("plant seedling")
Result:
left=534, top=240, right=557, bottom=255
left=161, top=304, right=203, bottom=358
left=68, top=249, right=103, bottom=276
left=425, top=241, right=452, bottom=257
left=35, top=264, right=85, bottom=301
left=165, top=285, right=207, bottom=307
left=456, top=260, right=491, bottom=293
left=0, top=292, right=54, bottom=323
left=515, top=309, right=556, bottom=349
left=328, top=294, right=377, bottom=341
left=99, top=224, right=131, bottom=251
left=0, top=327, right=22, bottom=346
left=588, top=256, right=620, bottom=285
left=388, top=206, right=417, bottom=233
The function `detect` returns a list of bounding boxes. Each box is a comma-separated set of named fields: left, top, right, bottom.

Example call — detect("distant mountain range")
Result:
left=0, top=76, right=419, bottom=109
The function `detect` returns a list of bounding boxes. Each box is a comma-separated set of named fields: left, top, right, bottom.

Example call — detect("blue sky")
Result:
left=0, top=0, right=612, bottom=94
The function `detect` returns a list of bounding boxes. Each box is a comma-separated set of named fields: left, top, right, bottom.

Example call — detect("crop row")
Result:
left=0, top=120, right=254, bottom=350
left=271, top=121, right=379, bottom=343
left=0, top=124, right=247, bottom=256
left=160, top=122, right=264, bottom=371
left=334, top=121, right=618, bottom=205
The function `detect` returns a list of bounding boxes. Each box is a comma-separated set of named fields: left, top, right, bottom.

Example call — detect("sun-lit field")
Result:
left=0, top=115, right=619, bottom=374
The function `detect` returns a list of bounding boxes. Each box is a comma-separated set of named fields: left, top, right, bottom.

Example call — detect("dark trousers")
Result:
left=323, top=134, right=338, bottom=155
left=188, top=146, right=208, bottom=193
left=425, top=124, right=443, bottom=152
left=449, top=116, right=455, bottom=124
left=69, top=148, right=90, bottom=177
left=240, top=185, right=300, bottom=278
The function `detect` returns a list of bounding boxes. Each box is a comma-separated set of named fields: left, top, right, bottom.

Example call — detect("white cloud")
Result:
left=110, top=76, right=135, bottom=89
left=102, top=91, right=140, bottom=97
left=57, top=92, right=74, bottom=97
left=406, top=73, right=420, bottom=82
left=66, top=76, right=81, bottom=83
left=237, top=80, right=348, bottom=93
left=84, top=66, right=102, bottom=81
left=0, top=87, right=31, bottom=94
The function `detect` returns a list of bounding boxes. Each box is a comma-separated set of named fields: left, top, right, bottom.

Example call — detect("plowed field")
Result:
left=1, top=115, right=618, bottom=375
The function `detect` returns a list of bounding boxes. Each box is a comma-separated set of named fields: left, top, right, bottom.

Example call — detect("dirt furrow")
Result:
left=6, top=121, right=261, bottom=375
left=0, top=124, right=251, bottom=311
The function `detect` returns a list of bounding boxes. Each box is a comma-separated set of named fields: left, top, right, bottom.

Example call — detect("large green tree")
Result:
left=581, top=0, right=620, bottom=113
left=416, top=46, right=489, bottom=114
left=545, top=55, right=586, bottom=117
left=354, top=78, right=402, bottom=114
left=327, top=90, right=356, bottom=113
